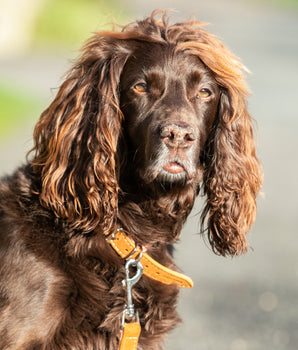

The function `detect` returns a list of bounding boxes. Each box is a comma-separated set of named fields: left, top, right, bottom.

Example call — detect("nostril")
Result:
left=184, top=132, right=195, bottom=142
left=160, top=124, right=195, bottom=146
left=160, top=126, right=173, bottom=139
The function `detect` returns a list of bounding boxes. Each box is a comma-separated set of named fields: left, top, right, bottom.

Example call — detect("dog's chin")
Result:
left=156, top=169, right=188, bottom=187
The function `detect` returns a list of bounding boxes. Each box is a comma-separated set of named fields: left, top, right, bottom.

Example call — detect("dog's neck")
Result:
left=118, top=182, right=198, bottom=245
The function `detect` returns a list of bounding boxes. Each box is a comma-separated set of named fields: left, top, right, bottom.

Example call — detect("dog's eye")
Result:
left=196, top=89, right=211, bottom=99
left=133, top=83, right=147, bottom=93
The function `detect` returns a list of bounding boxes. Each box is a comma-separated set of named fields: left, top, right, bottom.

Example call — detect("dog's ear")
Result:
left=30, top=34, right=131, bottom=233
left=201, top=87, right=263, bottom=256
left=175, top=21, right=263, bottom=256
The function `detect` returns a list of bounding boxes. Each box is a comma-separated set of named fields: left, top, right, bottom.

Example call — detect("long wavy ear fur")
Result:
left=168, top=20, right=263, bottom=256
left=201, top=88, right=263, bottom=256
left=30, top=33, right=131, bottom=233
left=201, top=80, right=263, bottom=256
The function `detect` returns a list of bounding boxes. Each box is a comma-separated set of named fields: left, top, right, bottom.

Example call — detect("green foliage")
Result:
left=33, top=0, right=127, bottom=48
left=255, top=0, right=298, bottom=7
left=1, top=1, right=127, bottom=138
left=0, top=83, right=41, bottom=139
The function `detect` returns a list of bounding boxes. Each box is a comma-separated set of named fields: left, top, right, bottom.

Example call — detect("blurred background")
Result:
left=0, top=0, right=297, bottom=349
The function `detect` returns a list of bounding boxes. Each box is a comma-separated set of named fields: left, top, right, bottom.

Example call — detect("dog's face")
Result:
left=120, top=43, right=220, bottom=186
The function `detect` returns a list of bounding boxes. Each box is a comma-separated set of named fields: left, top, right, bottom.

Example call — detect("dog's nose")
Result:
left=160, top=124, right=195, bottom=148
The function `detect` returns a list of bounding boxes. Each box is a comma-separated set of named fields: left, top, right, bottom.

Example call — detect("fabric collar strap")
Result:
left=105, top=228, right=193, bottom=288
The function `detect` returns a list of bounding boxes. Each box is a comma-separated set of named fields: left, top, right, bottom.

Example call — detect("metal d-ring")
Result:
left=105, top=227, right=125, bottom=242
left=134, top=248, right=143, bottom=264
left=124, top=243, right=143, bottom=262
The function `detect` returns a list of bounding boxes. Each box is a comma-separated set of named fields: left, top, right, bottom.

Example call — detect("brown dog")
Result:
left=0, top=11, right=262, bottom=350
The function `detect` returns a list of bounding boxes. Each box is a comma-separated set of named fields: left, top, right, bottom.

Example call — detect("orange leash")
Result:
left=107, top=228, right=193, bottom=350
left=119, top=322, right=141, bottom=350
left=118, top=258, right=143, bottom=350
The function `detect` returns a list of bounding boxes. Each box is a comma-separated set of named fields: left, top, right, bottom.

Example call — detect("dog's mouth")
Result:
left=154, top=159, right=190, bottom=185
left=163, top=161, right=185, bottom=174
left=139, top=153, right=198, bottom=186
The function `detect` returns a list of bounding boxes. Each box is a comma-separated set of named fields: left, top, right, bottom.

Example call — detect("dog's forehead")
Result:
left=123, top=42, right=209, bottom=80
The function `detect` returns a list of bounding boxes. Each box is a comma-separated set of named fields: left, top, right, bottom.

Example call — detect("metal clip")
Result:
left=122, top=258, right=143, bottom=320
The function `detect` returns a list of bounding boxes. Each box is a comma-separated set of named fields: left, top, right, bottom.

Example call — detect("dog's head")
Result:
left=30, top=11, right=262, bottom=255
left=120, top=45, right=220, bottom=187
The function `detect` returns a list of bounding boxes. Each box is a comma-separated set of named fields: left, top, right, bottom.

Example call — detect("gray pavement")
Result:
left=1, top=0, right=298, bottom=349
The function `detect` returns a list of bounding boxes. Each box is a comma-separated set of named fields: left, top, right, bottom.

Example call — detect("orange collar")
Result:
left=105, top=228, right=193, bottom=288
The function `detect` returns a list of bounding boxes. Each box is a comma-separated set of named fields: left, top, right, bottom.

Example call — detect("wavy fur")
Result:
left=0, top=10, right=262, bottom=349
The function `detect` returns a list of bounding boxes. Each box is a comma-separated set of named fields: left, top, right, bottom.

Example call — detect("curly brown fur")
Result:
left=0, top=10, right=262, bottom=349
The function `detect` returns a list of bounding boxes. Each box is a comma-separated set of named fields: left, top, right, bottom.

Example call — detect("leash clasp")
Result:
left=122, top=257, right=143, bottom=321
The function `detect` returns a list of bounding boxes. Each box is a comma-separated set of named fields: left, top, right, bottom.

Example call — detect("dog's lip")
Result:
left=163, top=161, right=185, bottom=174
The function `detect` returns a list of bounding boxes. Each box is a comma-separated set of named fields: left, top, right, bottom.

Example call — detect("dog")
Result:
left=0, top=10, right=262, bottom=350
